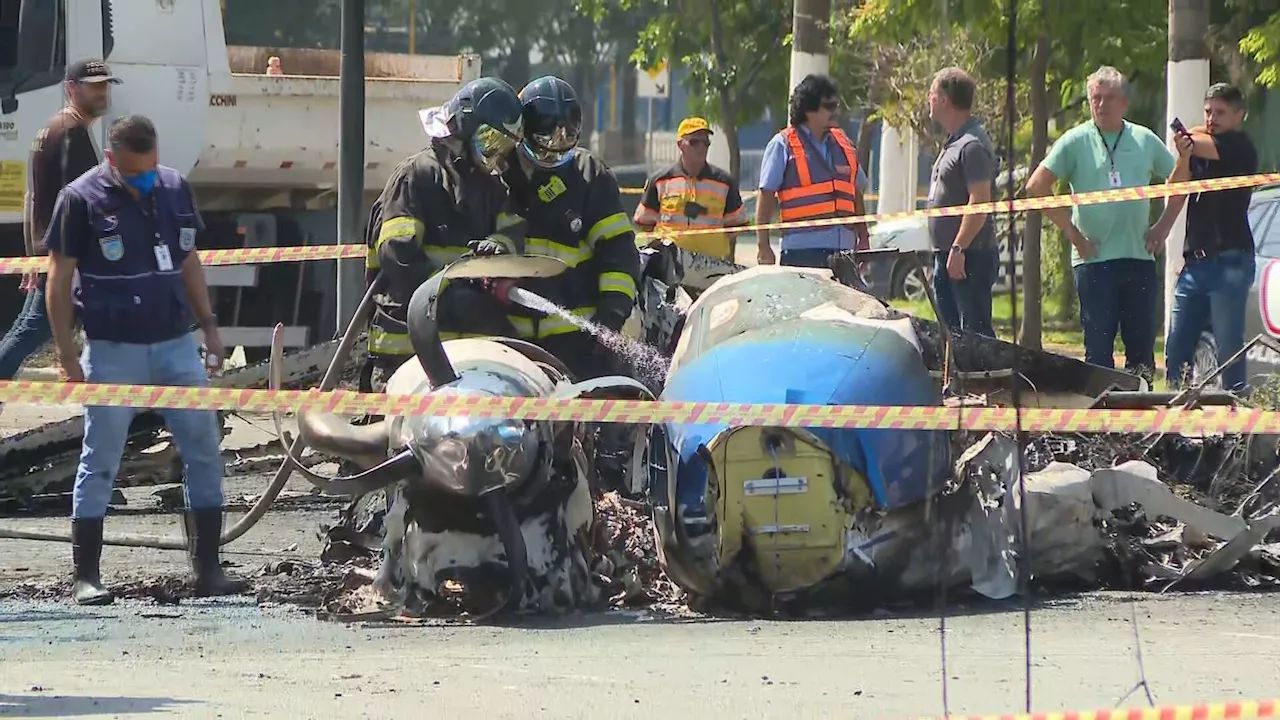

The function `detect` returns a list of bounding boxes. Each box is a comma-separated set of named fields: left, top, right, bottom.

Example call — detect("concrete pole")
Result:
left=790, top=0, right=831, bottom=94
left=336, top=0, right=366, bottom=336
left=1163, top=0, right=1210, bottom=336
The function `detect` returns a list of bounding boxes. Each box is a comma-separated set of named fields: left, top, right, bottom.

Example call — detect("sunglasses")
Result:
left=821, top=99, right=841, bottom=112
left=685, top=137, right=711, bottom=147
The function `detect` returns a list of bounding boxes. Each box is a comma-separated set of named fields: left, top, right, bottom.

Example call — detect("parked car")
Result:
left=862, top=215, right=1025, bottom=301
left=1225, top=183, right=1280, bottom=389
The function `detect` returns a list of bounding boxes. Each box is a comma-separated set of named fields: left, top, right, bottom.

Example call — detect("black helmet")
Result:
left=444, top=77, right=524, bottom=174
left=517, top=76, right=582, bottom=169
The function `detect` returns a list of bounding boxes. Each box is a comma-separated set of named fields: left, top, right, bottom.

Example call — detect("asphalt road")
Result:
left=1, top=592, right=1278, bottom=719
left=3, top=398, right=1280, bottom=719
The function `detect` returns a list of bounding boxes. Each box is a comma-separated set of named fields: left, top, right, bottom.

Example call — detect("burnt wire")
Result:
left=1001, top=0, right=1035, bottom=711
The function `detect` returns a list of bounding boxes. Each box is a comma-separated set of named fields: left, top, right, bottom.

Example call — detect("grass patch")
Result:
left=889, top=293, right=1172, bottom=390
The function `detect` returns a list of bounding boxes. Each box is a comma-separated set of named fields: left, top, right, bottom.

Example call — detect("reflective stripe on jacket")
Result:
left=776, top=127, right=859, bottom=223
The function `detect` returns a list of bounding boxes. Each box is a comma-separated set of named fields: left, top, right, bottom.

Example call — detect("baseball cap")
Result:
left=677, top=117, right=713, bottom=138
left=66, top=59, right=122, bottom=84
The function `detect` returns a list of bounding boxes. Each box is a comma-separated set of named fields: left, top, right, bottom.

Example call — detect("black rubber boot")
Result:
left=183, top=509, right=249, bottom=597
left=71, top=518, right=115, bottom=606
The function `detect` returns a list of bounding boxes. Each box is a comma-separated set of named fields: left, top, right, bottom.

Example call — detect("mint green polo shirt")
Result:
left=1040, top=120, right=1177, bottom=267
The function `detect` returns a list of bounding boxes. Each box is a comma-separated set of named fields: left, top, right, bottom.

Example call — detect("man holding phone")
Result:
left=1163, top=83, right=1259, bottom=393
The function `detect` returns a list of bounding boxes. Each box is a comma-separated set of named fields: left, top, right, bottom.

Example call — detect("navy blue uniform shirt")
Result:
left=43, top=163, right=205, bottom=344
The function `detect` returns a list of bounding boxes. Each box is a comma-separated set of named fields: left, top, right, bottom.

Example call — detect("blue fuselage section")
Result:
left=662, top=318, right=950, bottom=512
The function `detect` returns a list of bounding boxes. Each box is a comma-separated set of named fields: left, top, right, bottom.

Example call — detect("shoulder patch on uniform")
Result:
left=99, top=235, right=124, bottom=262
left=179, top=227, right=196, bottom=252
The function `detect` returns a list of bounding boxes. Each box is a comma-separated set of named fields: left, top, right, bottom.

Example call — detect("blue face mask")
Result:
left=123, top=169, right=158, bottom=196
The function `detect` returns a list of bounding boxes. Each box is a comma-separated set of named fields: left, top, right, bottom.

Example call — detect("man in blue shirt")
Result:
left=44, top=115, right=247, bottom=606
left=755, top=74, right=870, bottom=268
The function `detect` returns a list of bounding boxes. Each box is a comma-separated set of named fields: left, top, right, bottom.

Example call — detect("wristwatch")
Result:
left=950, top=244, right=966, bottom=254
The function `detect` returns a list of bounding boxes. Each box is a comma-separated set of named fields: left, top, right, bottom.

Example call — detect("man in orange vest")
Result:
left=755, top=74, right=870, bottom=268
left=633, top=117, right=748, bottom=261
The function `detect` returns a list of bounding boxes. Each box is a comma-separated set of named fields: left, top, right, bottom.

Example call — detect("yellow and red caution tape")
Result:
left=2, top=380, right=1280, bottom=434
left=917, top=698, right=1280, bottom=720
left=3, top=172, right=1276, bottom=275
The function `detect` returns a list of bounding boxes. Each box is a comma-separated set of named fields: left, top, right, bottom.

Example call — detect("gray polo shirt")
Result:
left=926, top=116, right=997, bottom=252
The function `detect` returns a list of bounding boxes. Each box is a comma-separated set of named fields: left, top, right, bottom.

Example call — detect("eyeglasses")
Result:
left=684, top=137, right=711, bottom=147
left=821, top=99, right=841, bottom=112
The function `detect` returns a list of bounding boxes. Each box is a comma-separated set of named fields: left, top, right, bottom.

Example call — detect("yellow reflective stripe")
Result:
left=587, top=212, right=633, bottom=247
left=376, top=217, right=424, bottom=248
left=423, top=245, right=468, bottom=265
left=526, top=237, right=592, bottom=268
left=369, top=326, right=413, bottom=356
left=438, top=331, right=492, bottom=340
left=599, top=271, right=637, bottom=300
left=536, top=306, right=595, bottom=338
left=366, top=246, right=381, bottom=271
left=507, top=315, right=537, bottom=338
left=496, top=212, right=523, bottom=231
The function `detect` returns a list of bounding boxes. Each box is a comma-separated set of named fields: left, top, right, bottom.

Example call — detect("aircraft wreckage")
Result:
left=2, top=246, right=1278, bottom=616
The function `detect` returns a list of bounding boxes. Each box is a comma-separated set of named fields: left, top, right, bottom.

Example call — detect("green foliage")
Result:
left=1239, top=13, right=1280, bottom=87
left=620, top=0, right=792, bottom=130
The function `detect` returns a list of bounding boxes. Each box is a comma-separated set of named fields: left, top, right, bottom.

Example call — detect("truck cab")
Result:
left=0, top=0, right=478, bottom=360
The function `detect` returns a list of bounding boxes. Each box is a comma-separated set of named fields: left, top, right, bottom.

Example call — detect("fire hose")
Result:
left=0, top=275, right=384, bottom=549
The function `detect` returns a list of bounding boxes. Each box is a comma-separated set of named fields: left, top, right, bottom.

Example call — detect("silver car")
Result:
left=1209, top=183, right=1280, bottom=388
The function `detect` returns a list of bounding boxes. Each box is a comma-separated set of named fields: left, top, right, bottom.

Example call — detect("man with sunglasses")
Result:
left=363, top=76, right=530, bottom=390
left=633, top=117, right=747, bottom=261
left=756, top=74, right=870, bottom=269
left=502, top=76, right=640, bottom=492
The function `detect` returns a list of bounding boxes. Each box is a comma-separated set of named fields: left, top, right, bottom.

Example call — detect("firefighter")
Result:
left=361, top=76, right=530, bottom=392
left=502, top=75, right=641, bottom=491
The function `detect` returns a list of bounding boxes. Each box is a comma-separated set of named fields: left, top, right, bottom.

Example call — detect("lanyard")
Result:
left=1095, top=123, right=1126, bottom=171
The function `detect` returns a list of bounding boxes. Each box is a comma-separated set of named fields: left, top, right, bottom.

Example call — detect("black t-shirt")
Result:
left=29, top=111, right=101, bottom=246
left=1185, top=130, right=1258, bottom=257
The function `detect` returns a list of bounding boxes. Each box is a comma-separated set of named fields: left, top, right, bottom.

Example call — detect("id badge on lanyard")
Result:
left=1099, top=125, right=1126, bottom=188
left=144, top=194, right=174, bottom=271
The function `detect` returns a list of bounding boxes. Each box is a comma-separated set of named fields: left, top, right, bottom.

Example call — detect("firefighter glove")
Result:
left=466, top=236, right=514, bottom=257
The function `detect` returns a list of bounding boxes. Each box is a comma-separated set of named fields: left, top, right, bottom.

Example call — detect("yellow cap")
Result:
left=677, top=117, right=713, bottom=138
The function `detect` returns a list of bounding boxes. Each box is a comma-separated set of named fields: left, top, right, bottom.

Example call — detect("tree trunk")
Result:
left=1020, top=21, right=1050, bottom=350
left=855, top=112, right=875, bottom=176
left=501, top=37, right=532, bottom=89
left=707, top=0, right=741, bottom=178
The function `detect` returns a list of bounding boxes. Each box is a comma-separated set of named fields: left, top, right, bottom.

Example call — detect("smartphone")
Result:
left=1170, top=117, right=1191, bottom=137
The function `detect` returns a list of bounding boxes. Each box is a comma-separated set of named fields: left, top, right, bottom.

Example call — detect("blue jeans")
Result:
left=779, top=247, right=837, bottom=269
left=1164, top=250, right=1255, bottom=392
left=932, top=248, right=999, bottom=338
left=1073, top=259, right=1158, bottom=383
left=73, top=333, right=224, bottom=519
left=0, top=285, right=53, bottom=380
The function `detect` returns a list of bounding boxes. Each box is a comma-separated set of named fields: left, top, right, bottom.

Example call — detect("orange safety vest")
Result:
left=776, top=127, right=860, bottom=223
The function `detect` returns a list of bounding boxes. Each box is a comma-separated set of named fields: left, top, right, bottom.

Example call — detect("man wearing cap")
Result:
left=0, top=60, right=119, bottom=417
left=633, top=117, right=747, bottom=261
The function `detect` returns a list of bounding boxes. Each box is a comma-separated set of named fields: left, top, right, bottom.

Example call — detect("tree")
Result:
left=585, top=0, right=793, bottom=178
left=848, top=0, right=1169, bottom=349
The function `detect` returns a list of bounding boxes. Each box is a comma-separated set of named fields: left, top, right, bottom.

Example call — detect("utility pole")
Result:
left=1163, top=0, right=1210, bottom=338
left=790, top=0, right=831, bottom=94
left=336, top=0, right=366, bottom=336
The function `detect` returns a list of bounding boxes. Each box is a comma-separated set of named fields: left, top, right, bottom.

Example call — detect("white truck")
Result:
left=0, top=0, right=479, bottom=360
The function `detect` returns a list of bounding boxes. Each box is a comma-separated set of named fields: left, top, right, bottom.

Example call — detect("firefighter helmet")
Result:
left=444, top=77, right=525, bottom=174
left=517, top=76, right=582, bottom=169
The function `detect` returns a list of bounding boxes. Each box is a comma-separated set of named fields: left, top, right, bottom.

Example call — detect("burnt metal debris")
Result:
left=0, top=339, right=367, bottom=513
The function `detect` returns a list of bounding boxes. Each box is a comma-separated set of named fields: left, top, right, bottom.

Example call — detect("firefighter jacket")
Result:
left=632, top=161, right=746, bottom=261
left=776, top=126, right=860, bottom=224
left=502, top=149, right=639, bottom=338
left=364, top=141, right=528, bottom=357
